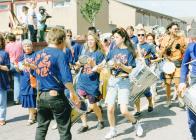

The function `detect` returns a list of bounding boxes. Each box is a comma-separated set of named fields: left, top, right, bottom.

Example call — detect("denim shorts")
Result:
left=78, top=89, right=100, bottom=104
left=105, top=76, right=130, bottom=105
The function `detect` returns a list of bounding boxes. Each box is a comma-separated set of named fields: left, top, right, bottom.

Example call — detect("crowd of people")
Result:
left=0, top=10, right=196, bottom=139
left=9, top=1, right=51, bottom=42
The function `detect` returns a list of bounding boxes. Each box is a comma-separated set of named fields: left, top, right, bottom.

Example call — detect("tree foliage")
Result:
left=80, top=0, right=102, bottom=26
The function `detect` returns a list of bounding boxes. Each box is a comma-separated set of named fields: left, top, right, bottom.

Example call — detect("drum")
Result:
left=162, top=61, right=176, bottom=74
left=129, top=63, right=158, bottom=103
left=70, top=99, right=88, bottom=125
left=78, top=55, right=89, bottom=65
left=99, top=68, right=111, bottom=99
left=183, top=84, right=196, bottom=115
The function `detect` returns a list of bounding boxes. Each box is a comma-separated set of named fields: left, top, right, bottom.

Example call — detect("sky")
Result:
left=119, top=0, right=196, bottom=18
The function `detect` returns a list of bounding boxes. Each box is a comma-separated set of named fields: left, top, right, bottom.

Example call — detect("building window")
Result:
left=0, top=2, right=10, bottom=12
left=136, top=12, right=143, bottom=25
left=53, top=0, right=71, bottom=8
left=143, top=14, right=149, bottom=26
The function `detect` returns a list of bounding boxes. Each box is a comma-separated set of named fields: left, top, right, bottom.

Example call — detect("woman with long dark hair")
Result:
left=104, top=27, right=143, bottom=139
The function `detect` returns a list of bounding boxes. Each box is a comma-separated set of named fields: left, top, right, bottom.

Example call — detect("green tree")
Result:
left=80, top=0, right=102, bottom=26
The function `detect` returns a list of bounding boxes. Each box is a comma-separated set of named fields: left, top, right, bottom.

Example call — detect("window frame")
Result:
left=0, top=2, right=11, bottom=12
left=52, top=0, right=71, bottom=8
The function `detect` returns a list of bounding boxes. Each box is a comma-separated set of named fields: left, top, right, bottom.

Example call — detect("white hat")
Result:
left=100, top=33, right=112, bottom=42
left=135, top=24, right=144, bottom=30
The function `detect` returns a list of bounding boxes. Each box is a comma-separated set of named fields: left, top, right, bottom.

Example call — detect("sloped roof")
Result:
left=180, top=17, right=196, bottom=25
left=115, top=0, right=186, bottom=23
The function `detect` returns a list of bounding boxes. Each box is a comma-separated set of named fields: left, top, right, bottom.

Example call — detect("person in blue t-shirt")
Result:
left=104, top=27, right=143, bottom=139
left=76, top=34, right=105, bottom=133
left=134, top=29, right=156, bottom=117
left=0, top=34, right=10, bottom=126
left=33, top=27, right=80, bottom=140
left=126, top=26, right=139, bottom=45
left=179, top=28, right=196, bottom=140
left=16, top=39, right=37, bottom=126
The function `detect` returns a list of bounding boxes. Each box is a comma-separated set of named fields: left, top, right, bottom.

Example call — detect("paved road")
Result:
left=0, top=84, right=191, bottom=140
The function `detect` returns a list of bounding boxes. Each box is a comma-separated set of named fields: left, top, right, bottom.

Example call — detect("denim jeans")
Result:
left=188, top=76, right=196, bottom=140
left=28, top=25, right=37, bottom=42
left=0, top=90, right=7, bottom=121
left=35, top=91, right=72, bottom=140
left=10, top=63, right=20, bottom=102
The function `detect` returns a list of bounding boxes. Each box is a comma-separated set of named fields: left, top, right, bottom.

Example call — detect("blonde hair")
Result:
left=87, top=34, right=104, bottom=53
left=46, top=27, right=66, bottom=45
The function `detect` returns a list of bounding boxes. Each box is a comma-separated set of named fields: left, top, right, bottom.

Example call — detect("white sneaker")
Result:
left=51, top=123, right=57, bottom=130
left=171, top=93, right=177, bottom=101
left=134, top=121, right=143, bottom=137
left=164, top=101, right=172, bottom=108
left=178, top=97, right=185, bottom=108
left=105, top=129, right=117, bottom=139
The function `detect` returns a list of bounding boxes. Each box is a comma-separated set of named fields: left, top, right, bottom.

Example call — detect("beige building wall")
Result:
left=109, top=0, right=136, bottom=28
left=0, top=12, right=10, bottom=32
left=37, top=0, right=78, bottom=36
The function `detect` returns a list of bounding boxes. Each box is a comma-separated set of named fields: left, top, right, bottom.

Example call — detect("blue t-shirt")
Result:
left=0, top=49, right=10, bottom=90
left=65, top=48, right=73, bottom=64
left=77, top=50, right=104, bottom=96
left=106, top=48, right=136, bottom=76
left=71, top=41, right=83, bottom=64
left=18, top=52, right=36, bottom=95
left=140, top=42, right=156, bottom=65
left=180, top=43, right=196, bottom=83
left=34, top=47, right=72, bottom=92
left=130, top=35, right=138, bottom=45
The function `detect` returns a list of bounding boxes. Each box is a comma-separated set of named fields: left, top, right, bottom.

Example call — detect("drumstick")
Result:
left=184, top=59, right=196, bottom=65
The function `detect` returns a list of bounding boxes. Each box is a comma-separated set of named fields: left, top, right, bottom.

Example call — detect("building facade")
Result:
left=0, top=0, right=186, bottom=36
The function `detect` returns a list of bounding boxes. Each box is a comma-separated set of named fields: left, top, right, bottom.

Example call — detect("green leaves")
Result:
left=80, top=0, right=102, bottom=26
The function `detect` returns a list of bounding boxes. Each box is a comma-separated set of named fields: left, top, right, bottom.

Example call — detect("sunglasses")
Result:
left=66, top=35, right=72, bottom=37
left=137, top=34, right=145, bottom=37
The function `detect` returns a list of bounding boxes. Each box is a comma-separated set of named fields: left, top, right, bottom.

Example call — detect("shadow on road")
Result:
left=139, top=103, right=177, bottom=119
left=140, top=117, right=172, bottom=137
left=7, top=114, right=28, bottom=123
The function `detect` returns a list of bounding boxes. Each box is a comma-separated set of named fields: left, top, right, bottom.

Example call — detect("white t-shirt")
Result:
left=28, top=8, right=37, bottom=26
left=20, top=13, right=28, bottom=25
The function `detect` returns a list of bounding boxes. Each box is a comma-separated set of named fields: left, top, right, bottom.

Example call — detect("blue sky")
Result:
left=120, top=0, right=196, bottom=18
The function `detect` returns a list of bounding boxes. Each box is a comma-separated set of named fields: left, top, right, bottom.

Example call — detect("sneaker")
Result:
left=171, top=93, right=177, bottom=101
left=51, top=123, right=57, bottom=130
left=105, top=129, right=117, bottom=139
left=178, top=98, right=185, bottom=108
left=26, top=119, right=36, bottom=126
left=134, top=112, right=141, bottom=117
left=164, top=101, right=171, bottom=108
left=148, top=106, right=153, bottom=112
left=97, top=121, right=104, bottom=130
left=14, top=101, right=20, bottom=105
left=0, top=120, right=6, bottom=126
left=77, top=126, right=89, bottom=134
left=134, top=121, right=143, bottom=137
